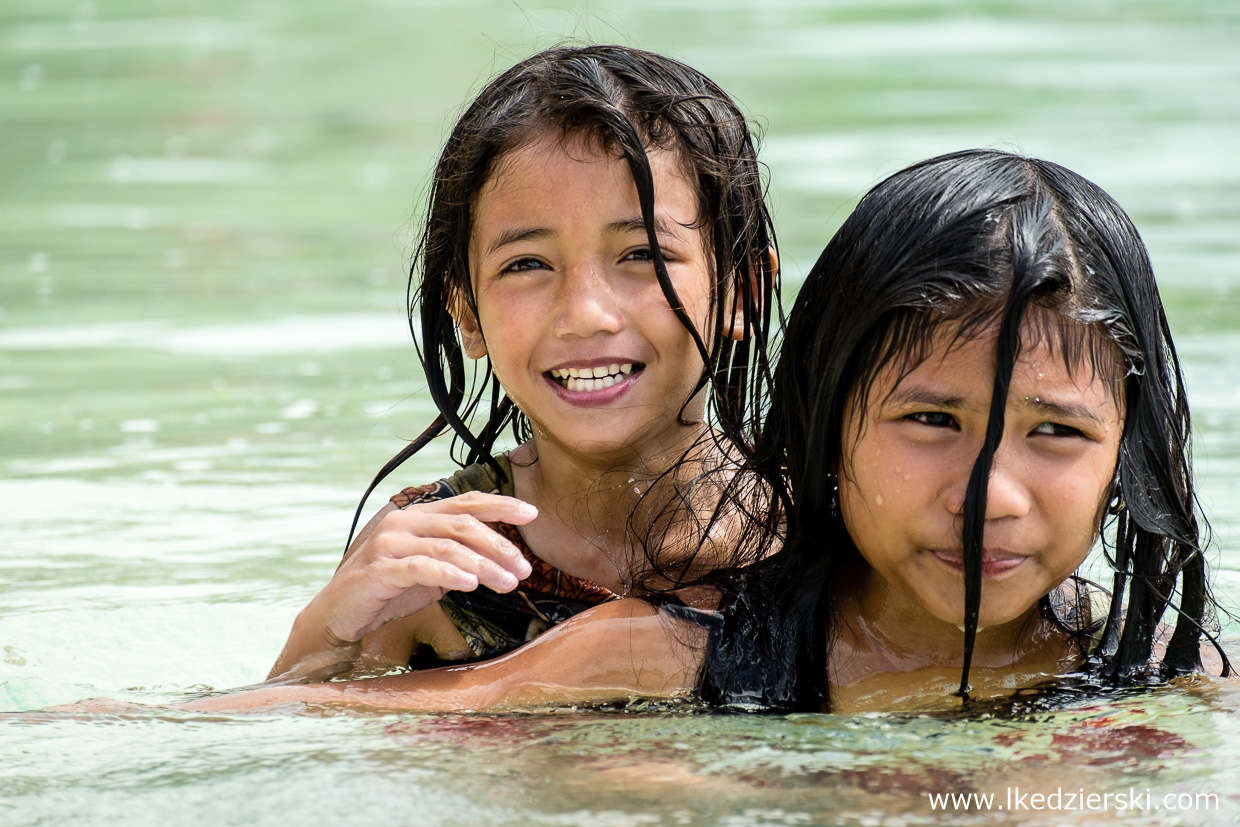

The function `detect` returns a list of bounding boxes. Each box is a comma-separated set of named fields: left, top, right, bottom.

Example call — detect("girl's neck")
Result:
left=514, top=415, right=717, bottom=517
left=828, top=560, right=1078, bottom=711
left=505, top=425, right=721, bottom=590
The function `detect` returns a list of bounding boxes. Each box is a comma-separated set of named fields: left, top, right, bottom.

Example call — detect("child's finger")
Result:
left=388, top=546, right=519, bottom=593
left=380, top=510, right=534, bottom=580
left=412, top=491, right=539, bottom=525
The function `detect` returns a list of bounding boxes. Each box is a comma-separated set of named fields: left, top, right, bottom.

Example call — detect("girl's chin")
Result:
left=921, top=604, right=1036, bottom=633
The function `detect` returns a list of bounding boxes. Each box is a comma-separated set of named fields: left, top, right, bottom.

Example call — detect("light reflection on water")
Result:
left=2, top=0, right=1239, bottom=823
left=5, top=687, right=1240, bottom=825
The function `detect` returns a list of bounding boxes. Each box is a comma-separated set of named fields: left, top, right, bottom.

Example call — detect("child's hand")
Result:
left=308, top=492, right=537, bottom=645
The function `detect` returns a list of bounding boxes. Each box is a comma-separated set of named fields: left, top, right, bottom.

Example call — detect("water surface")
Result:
left=2, top=1, right=1239, bottom=824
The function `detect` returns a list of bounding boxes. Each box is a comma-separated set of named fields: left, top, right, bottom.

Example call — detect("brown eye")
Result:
left=909, top=411, right=958, bottom=430
left=502, top=257, right=546, bottom=274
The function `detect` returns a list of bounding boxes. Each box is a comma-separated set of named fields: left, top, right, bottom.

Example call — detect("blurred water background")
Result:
left=2, top=1, right=1239, bottom=824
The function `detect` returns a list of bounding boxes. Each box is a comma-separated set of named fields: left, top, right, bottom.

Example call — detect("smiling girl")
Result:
left=76, top=149, right=1231, bottom=717
left=265, top=45, right=779, bottom=682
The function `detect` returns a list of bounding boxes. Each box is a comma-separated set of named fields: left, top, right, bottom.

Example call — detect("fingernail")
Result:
left=518, top=502, right=538, bottom=518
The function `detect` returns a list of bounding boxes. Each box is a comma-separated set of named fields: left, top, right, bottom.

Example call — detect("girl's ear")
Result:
left=448, top=291, right=487, bottom=359
left=726, top=247, right=778, bottom=342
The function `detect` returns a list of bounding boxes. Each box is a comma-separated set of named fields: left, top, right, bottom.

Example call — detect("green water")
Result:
left=3, top=1, right=1240, bottom=824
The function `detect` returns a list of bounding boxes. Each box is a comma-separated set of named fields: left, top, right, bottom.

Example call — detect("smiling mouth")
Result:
left=548, top=363, right=640, bottom=392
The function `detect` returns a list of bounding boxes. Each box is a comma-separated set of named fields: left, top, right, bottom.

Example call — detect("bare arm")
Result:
left=268, top=493, right=537, bottom=681
left=198, top=599, right=707, bottom=714
left=266, top=504, right=392, bottom=681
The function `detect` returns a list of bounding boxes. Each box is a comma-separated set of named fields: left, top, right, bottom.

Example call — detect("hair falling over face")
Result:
left=700, top=148, right=1231, bottom=713
left=346, top=45, right=784, bottom=591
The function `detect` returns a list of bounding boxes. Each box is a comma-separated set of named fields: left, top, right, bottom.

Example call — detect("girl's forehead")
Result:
left=469, top=132, right=706, bottom=261
left=872, top=312, right=1125, bottom=403
left=491, top=130, right=645, bottom=173
left=480, top=129, right=697, bottom=203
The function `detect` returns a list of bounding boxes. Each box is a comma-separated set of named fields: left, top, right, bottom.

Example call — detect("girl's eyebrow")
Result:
left=482, top=216, right=679, bottom=258
left=888, top=384, right=1107, bottom=423
left=1017, top=395, right=1107, bottom=424
left=886, top=385, right=968, bottom=411
left=483, top=226, right=553, bottom=257
left=608, top=216, right=680, bottom=239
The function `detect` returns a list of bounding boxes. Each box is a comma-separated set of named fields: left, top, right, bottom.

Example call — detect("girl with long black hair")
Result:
left=266, top=44, right=781, bottom=682
left=99, top=149, right=1233, bottom=714
left=702, top=147, right=1233, bottom=710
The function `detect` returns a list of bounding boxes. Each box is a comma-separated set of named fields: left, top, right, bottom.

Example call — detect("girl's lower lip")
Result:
left=544, top=369, right=640, bottom=406
left=931, top=551, right=1027, bottom=578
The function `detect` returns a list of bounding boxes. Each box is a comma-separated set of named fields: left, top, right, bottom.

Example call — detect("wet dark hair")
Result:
left=703, top=148, right=1231, bottom=711
left=346, top=45, right=778, bottom=569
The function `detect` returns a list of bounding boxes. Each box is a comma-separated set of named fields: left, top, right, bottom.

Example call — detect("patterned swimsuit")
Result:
left=386, top=455, right=621, bottom=668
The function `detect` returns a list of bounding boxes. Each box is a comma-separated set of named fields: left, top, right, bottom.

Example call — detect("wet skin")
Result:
left=462, top=133, right=720, bottom=469
left=267, top=133, right=731, bottom=680
left=836, top=322, right=1123, bottom=657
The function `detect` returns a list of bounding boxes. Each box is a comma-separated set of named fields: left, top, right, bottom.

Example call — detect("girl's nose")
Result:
left=944, top=444, right=1032, bottom=520
left=554, top=268, right=625, bottom=338
left=983, top=455, right=1033, bottom=520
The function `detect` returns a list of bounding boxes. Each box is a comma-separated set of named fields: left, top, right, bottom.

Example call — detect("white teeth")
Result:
left=565, top=374, right=621, bottom=392
left=549, top=363, right=637, bottom=390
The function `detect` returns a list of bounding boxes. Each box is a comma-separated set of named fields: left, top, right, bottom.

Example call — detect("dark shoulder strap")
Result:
left=388, top=455, right=514, bottom=508
left=442, top=454, right=514, bottom=497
